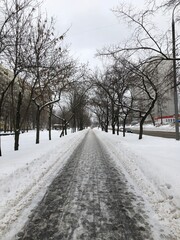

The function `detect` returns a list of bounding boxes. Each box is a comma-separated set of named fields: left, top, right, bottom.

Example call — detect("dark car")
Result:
left=120, top=128, right=133, bottom=133
left=126, top=128, right=133, bottom=133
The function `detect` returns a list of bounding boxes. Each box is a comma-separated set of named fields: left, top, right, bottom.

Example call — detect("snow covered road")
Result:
left=15, top=130, right=152, bottom=240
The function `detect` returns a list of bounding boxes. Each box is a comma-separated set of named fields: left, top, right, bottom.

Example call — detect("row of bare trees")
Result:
left=90, top=56, right=172, bottom=139
left=90, top=0, right=179, bottom=139
left=56, top=79, right=92, bottom=137
left=0, top=0, right=92, bottom=156
left=0, top=0, right=179, bottom=157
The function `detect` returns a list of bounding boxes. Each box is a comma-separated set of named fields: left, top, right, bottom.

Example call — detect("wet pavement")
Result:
left=15, top=130, right=153, bottom=240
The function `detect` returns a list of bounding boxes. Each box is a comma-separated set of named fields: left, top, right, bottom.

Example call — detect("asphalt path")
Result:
left=15, top=130, right=153, bottom=240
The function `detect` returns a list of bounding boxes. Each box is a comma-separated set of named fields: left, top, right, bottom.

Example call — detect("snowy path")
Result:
left=15, top=130, right=153, bottom=240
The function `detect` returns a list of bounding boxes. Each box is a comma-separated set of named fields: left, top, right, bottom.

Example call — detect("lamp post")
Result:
left=172, top=3, right=180, bottom=140
left=0, top=135, right=1, bottom=157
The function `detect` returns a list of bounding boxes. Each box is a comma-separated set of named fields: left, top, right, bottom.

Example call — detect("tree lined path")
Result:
left=16, top=130, right=153, bottom=240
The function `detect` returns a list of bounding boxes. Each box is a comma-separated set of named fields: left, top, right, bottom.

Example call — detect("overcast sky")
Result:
left=42, top=0, right=153, bottom=68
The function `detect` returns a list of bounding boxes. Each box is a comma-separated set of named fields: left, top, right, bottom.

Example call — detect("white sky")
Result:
left=42, top=0, right=146, bottom=68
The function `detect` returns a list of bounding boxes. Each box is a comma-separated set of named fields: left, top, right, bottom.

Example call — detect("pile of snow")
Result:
left=131, top=123, right=176, bottom=132
left=94, top=128, right=180, bottom=239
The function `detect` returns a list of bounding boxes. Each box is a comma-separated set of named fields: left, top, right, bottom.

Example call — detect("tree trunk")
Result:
left=72, top=114, right=76, bottom=132
left=139, top=97, right=157, bottom=140
left=160, top=110, right=163, bottom=125
left=123, top=119, right=126, bottom=137
left=117, top=107, right=120, bottom=135
left=112, top=124, right=115, bottom=134
left=106, top=104, right=109, bottom=132
left=116, top=126, right=119, bottom=135
left=139, top=111, right=145, bottom=140
left=139, top=118, right=144, bottom=140
left=48, top=106, right=52, bottom=141
left=36, top=106, right=40, bottom=144
left=111, top=100, right=115, bottom=134
left=64, top=120, right=67, bottom=135
left=0, top=136, right=2, bottom=157
left=4, top=115, right=8, bottom=132
left=105, top=124, right=108, bottom=132
left=60, top=130, right=64, bottom=137
left=14, top=92, right=22, bottom=151
left=150, top=114, right=155, bottom=126
left=14, top=129, right=20, bottom=151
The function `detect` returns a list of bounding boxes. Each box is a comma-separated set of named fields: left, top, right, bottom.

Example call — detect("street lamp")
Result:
left=172, top=3, right=180, bottom=140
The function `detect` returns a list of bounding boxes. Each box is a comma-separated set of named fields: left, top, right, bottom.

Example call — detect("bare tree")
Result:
left=20, top=12, right=74, bottom=144
left=91, top=60, right=134, bottom=136
left=96, top=2, right=180, bottom=139
left=0, top=0, right=32, bottom=54
left=67, top=75, right=92, bottom=132
left=90, top=71, right=111, bottom=132
left=0, top=0, right=39, bottom=152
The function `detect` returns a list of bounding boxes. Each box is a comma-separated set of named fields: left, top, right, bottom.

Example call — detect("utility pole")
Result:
left=172, top=3, right=180, bottom=140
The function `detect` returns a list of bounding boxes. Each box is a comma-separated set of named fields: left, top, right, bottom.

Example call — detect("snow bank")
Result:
left=0, top=129, right=88, bottom=240
left=94, top=128, right=180, bottom=239
left=131, top=123, right=176, bottom=132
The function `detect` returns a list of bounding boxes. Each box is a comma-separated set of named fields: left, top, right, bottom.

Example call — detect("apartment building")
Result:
left=151, top=59, right=180, bottom=124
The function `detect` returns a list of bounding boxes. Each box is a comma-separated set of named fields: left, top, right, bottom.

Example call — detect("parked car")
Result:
left=120, top=128, right=133, bottom=133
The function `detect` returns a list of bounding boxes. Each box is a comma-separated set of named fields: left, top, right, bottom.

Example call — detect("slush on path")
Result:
left=15, top=130, right=153, bottom=240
